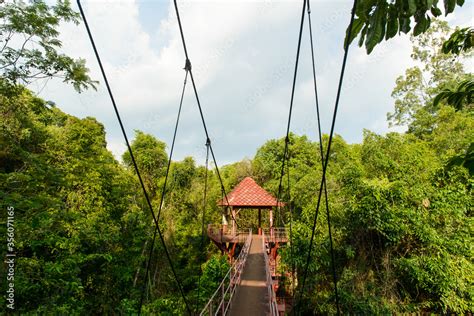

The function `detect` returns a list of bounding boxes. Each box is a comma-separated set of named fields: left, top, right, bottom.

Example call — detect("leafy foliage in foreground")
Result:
left=346, top=0, right=466, bottom=53
left=442, top=26, right=473, bottom=54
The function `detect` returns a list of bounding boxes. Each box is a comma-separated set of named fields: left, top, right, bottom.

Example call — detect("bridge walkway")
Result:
left=228, top=234, right=269, bottom=316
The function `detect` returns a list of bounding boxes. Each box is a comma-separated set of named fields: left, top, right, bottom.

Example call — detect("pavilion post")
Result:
left=231, top=206, right=236, bottom=235
left=270, top=207, right=273, bottom=228
left=258, top=208, right=262, bottom=235
left=222, top=207, right=228, bottom=232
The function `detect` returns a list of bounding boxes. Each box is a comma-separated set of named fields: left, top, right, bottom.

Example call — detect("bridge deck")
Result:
left=229, top=234, right=269, bottom=316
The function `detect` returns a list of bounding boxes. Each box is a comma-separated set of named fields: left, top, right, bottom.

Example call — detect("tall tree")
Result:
left=122, top=131, right=168, bottom=198
left=388, top=20, right=471, bottom=129
left=0, top=78, right=147, bottom=313
left=0, top=0, right=97, bottom=92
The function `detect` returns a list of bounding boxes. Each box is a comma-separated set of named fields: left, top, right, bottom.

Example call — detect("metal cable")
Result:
left=276, top=0, right=307, bottom=226
left=306, top=0, right=340, bottom=313
left=286, top=149, right=296, bottom=298
left=76, top=2, right=192, bottom=314
left=195, top=139, right=211, bottom=313
left=138, top=68, right=190, bottom=314
left=295, top=1, right=358, bottom=313
left=173, top=0, right=239, bottom=227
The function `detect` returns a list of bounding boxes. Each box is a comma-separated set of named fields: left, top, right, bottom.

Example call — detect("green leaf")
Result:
left=365, top=3, right=386, bottom=53
left=0, top=1, right=97, bottom=92
left=345, top=18, right=365, bottom=47
left=399, top=16, right=411, bottom=34
left=433, top=91, right=447, bottom=107
left=359, top=24, right=369, bottom=47
left=431, top=6, right=442, bottom=16
left=407, top=0, right=417, bottom=15
left=442, top=27, right=474, bottom=54
left=386, top=7, right=399, bottom=40
left=444, top=0, right=456, bottom=15
left=464, top=143, right=474, bottom=176
left=414, top=15, right=430, bottom=36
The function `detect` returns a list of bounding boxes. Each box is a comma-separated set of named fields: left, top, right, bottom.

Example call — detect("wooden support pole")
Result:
left=270, top=207, right=273, bottom=228
left=232, top=206, right=236, bottom=235
left=258, top=208, right=262, bottom=235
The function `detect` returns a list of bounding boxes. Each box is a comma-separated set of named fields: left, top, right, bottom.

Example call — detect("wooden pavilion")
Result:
left=207, top=176, right=287, bottom=257
left=207, top=177, right=290, bottom=313
left=219, top=176, right=284, bottom=235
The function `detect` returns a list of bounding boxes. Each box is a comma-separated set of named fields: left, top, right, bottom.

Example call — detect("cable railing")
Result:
left=199, top=229, right=252, bottom=316
left=262, top=231, right=279, bottom=316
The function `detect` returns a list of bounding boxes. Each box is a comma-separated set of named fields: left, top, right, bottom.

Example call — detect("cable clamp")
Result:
left=184, top=59, right=192, bottom=71
left=205, top=138, right=211, bottom=146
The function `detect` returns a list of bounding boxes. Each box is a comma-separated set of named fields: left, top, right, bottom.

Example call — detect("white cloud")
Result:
left=34, top=0, right=472, bottom=165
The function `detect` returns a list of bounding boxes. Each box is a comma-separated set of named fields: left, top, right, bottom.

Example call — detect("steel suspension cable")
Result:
left=76, top=2, right=192, bottom=314
left=276, top=0, right=307, bottom=226
left=295, top=0, right=358, bottom=313
left=306, top=0, right=340, bottom=313
left=173, top=0, right=238, bottom=227
left=138, top=67, right=190, bottom=314
left=195, top=139, right=211, bottom=313
left=286, top=149, right=296, bottom=297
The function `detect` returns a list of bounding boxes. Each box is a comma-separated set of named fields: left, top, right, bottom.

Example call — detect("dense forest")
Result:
left=1, top=0, right=472, bottom=315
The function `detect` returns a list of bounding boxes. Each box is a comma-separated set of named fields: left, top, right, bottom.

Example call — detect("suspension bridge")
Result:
left=201, top=231, right=280, bottom=316
left=77, top=0, right=358, bottom=313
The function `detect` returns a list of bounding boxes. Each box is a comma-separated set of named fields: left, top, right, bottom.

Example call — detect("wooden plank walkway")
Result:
left=229, top=234, right=269, bottom=316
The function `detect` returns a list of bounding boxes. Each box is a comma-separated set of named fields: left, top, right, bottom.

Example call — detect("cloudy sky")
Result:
left=35, top=0, right=473, bottom=166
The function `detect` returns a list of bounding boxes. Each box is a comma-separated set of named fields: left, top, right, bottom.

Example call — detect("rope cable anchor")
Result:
left=184, top=58, right=192, bottom=71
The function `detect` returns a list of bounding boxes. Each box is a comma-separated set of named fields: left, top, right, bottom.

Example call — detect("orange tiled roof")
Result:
left=218, top=177, right=283, bottom=208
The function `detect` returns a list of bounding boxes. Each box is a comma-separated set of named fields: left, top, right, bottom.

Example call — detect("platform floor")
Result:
left=229, top=234, right=269, bottom=316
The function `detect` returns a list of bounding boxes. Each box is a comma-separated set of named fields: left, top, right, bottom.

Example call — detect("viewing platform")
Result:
left=207, top=224, right=249, bottom=244
left=208, top=225, right=288, bottom=244
left=204, top=177, right=292, bottom=314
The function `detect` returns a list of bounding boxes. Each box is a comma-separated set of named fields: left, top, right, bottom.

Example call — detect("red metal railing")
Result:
left=262, top=231, right=279, bottom=316
left=263, top=227, right=287, bottom=243
left=207, top=224, right=249, bottom=244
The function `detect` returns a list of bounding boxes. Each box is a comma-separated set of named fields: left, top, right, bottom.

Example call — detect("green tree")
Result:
left=0, top=0, right=97, bottom=92
left=338, top=131, right=472, bottom=314
left=388, top=20, right=472, bottom=130
left=122, top=131, right=168, bottom=198
left=0, top=78, right=147, bottom=313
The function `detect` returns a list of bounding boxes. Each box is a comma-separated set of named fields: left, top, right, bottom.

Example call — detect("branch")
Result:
left=0, top=29, right=14, bottom=53
left=25, top=73, right=59, bottom=80
left=0, top=34, right=34, bottom=70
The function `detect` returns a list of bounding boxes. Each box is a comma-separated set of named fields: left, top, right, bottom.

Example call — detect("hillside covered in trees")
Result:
left=1, top=0, right=472, bottom=314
